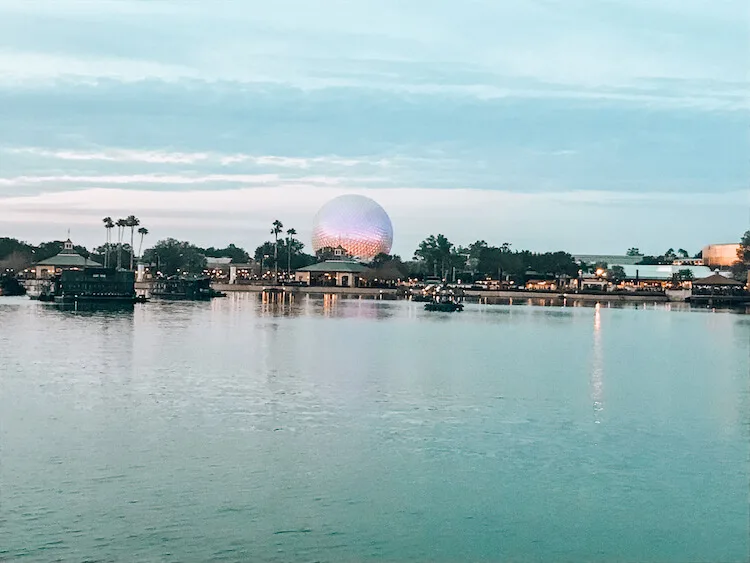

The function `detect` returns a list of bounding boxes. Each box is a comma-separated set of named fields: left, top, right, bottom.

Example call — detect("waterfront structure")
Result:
left=295, top=260, right=369, bottom=287
left=702, top=243, right=740, bottom=267
left=311, top=195, right=393, bottom=261
left=228, top=263, right=255, bottom=284
left=690, top=273, right=747, bottom=304
left=151, top=276, right=225, bottom=300
left=574, top=254, right=642, bottom=266
left=33, top=239, right=102, bottom=279
left=609, top=264, right=714, bottom=289
left=44, top=267, right=136, bottom=303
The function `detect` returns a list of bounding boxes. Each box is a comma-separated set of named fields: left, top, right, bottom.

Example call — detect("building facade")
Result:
left=33, top=239, right=102, bottom=278
left=702, top=244, right=740, bottom=267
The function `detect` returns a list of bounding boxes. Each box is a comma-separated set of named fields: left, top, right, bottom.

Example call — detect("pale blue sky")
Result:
left=0, top=0, right=747, bottom=255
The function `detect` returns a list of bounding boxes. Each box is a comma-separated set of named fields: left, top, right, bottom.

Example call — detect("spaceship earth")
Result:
left=311, top=195, right=393, bottom=261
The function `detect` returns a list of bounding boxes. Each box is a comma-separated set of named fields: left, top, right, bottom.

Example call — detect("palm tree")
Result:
left=271, top=219, right=283, bottom=283
left=137, top=227, right=149, bottom=259
left=286, top=227, right=297, bottom=275
left=115, top=218, right=127, bottom=269
left=102, top=216, right=114, bottom=268
left=126, top=215, right=140, bottom=270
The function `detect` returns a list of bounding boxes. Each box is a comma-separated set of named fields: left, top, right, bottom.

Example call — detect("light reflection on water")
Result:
left=0, top=294, right=748, bottom=562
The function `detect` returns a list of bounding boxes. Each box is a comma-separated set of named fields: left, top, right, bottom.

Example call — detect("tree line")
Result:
left=2, top=226, right=749, bottom=282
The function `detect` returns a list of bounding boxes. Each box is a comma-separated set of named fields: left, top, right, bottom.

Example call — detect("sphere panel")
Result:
left=311, top=195, right=393, bottom=261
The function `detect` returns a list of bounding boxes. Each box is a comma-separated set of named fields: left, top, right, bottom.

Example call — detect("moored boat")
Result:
left=151, top=275, right=226, bottom=300
left=424, top=285, right=464, bottom=312
left=52, top=267, right=138, bottom=303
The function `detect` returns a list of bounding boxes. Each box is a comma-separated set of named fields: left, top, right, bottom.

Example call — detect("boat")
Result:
left=424, top=285, right=464, bottom=312
left=151, top=275, right=226, bottom=300
left=424, top=301, right=464, bottom=312
left=35, top=267, right=139, bottom=303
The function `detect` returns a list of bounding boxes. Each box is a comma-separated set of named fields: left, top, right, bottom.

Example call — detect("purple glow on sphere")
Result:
left=311, top=195, right=393, bottom=260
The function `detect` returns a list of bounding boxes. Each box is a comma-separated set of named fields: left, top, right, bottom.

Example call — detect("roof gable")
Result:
left=36, top=254, right=103, bottom=267
left=693, top=273, right=743, bottom=286
left=296, top=260, right=369, bottom=273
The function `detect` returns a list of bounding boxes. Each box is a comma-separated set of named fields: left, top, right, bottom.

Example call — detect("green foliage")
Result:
left=0, top=238, right=34, bottom=271
left=676, top=269, right=694, bottom=282
left=142, top=238, right=207, bottom=276
left=731, top=230, right=750, bottom=281
left=368, top=253, right=409, bottom=280
left=255, top=240, right=314, bottom=271
left=414, top=234, right=455, bottom=278
left=0, top=274, right=26, bottom=295
left=414, top=237, right=579, bottom=282
left=626, top=247, right=642, bottom=256
left=0, top=237, right=33, bottom=261
left=201, top=244, right=250, bottom=263
left=608, top=265, right=626, bottom=281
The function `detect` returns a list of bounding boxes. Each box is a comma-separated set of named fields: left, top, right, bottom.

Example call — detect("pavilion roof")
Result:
left=693, top=273, right=743, bottom=286
left=296, top=260, right=369, bottom=273
left=36, top=252, right=102, bottom=267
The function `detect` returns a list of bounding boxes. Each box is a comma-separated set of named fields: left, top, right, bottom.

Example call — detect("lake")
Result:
left=1, top=294, right=748, bottom=562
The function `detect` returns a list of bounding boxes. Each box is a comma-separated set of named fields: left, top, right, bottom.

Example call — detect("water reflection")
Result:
left=590, top=303, right=604, bottom=423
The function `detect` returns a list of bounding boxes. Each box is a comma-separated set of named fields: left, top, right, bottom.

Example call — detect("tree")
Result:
left=731, top=230, right=750, bottom=281
left=0, top=250, right=33, bottom=273
left=0, top=238, right=34, bottom=263
left=626, top=247, right=642, bottom=257
left=115, top=218, right=127, bottom=269
left=271, top=220, right=283, bottom=283
left=201, top=244, right=250, bottom=263
left=91, top=244, right=130, bottom=269
left=256, top=240, right=313, bottom=273
left=413, top=234, right=454, bottom=279
left=368, top=253, right=408, bottom=285
left=126, top=215, right=140, bottom=270
left=286, top=228, right=297, bottom=274
left=142, top=239, right=206, bottom=276
left=137, top=227, right=149, bottom=259
left=677, top=269, right=694, bottom=282
left=608, top=265, right=626, bottom=282
left=102, top=217, right=114, bottom=268
left=677, top=248, right=689, bottom=259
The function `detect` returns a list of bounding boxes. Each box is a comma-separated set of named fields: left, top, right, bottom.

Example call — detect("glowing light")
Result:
left=311, top=195, right=393, bottom=261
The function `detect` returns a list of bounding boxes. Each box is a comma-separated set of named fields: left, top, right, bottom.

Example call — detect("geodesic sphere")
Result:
left=311, top=195, right=393, bottom=261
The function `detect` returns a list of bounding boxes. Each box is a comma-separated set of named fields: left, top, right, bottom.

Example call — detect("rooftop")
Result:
left=693, top=273, right=743, bottom=286
left=296, top=260, right=369, bottom=273
left=574, top=254, right=642, bottom=266
left=36, top=240, right=102, bottom=268
left=612, top=264, right=714, bottom=280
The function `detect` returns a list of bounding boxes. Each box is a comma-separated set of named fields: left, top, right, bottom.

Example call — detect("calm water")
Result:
left=1, top=295, right=748, bottom=562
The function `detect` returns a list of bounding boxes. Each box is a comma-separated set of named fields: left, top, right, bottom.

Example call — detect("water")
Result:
left=1, top=295, right=748, bottom=562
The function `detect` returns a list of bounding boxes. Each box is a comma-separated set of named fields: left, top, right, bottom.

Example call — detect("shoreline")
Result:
left=135, top=282, right=673, bottom=303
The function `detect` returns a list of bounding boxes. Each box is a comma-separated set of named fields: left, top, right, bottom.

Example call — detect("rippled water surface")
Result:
left=1, top=295, right=748, bottom=562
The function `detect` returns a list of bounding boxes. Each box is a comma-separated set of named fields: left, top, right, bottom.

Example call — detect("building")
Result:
left=574, top=254, right=642, bottom=266
left=295, top=260, right=370, bottom=287
left=672, top=257, right=704, bottom=266
left=690, top=273, right=748, bottom=304
left=610, top=264, right=714, bottom=289
left=33, top=239, right=102, bottom=279
left=204, top=257, right=233, bottom=281
left=702, top=244, right=740, bottom=267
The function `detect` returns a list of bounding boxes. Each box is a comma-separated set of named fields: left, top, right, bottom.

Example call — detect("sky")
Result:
left=0, top=0, right=747, bottom=257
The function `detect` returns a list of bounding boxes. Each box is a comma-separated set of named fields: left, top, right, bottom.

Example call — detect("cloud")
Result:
left=0, top=0, right=746, bottom=107
left=0, top=0, right=747, bottom=254
left=4, top=147, right=387, bottom=169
